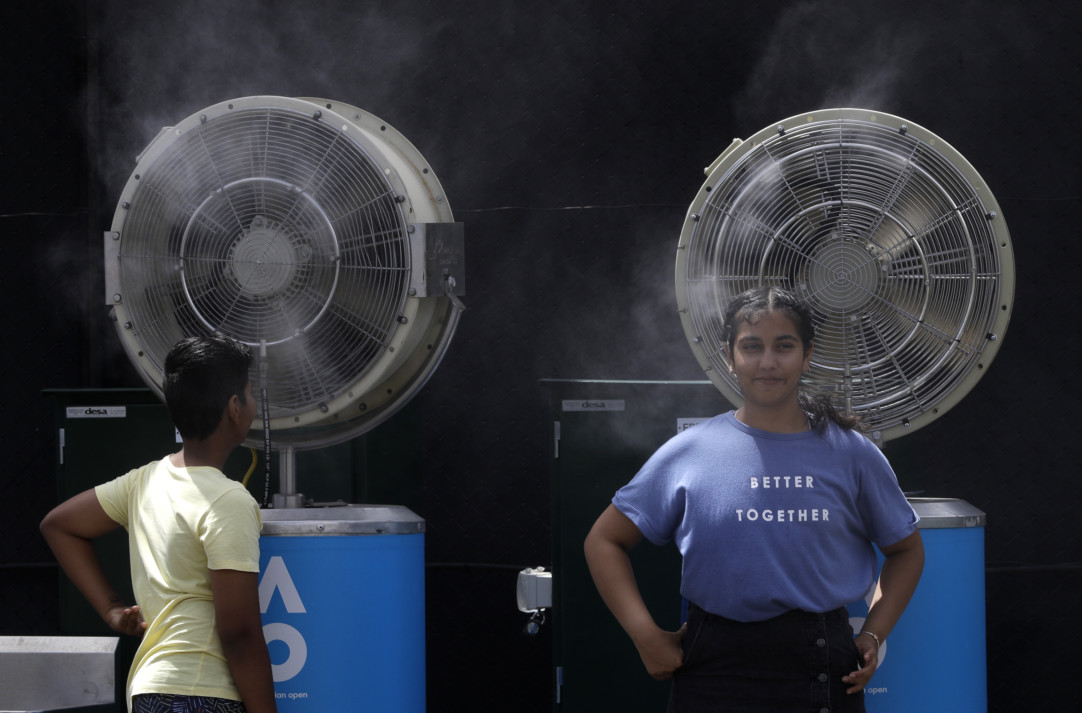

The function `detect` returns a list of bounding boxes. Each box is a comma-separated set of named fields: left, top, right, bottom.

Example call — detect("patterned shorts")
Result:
left=132, top=693, right=247, bottom=713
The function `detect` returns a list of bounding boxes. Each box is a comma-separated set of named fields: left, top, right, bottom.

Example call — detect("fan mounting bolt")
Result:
left=690, top=213, right=700, bottom=222
left=777, top=125, right=785, bottom=134
left=121, top=202, right=130, bottom=210
left=113, top=294, right=122, bottom=303
left=319, top=403, right=329, bottom=413
left=986, top=211, right=997, bottom=220
left=111, top=232, right=120, bottom=240
left=395, top=195, right=406, bottom=203
left=899, top=125, right=908, bottom=134
left=398, top=316, right=409, bottom=324
left=313, top=110, right=322, bottom=120
left=199, top=114, right=207, bottom=124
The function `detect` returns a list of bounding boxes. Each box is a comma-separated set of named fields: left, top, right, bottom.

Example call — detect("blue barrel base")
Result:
left=847, top=498, right=987, bottom=713
left=259, top=506, right=426, bottom=713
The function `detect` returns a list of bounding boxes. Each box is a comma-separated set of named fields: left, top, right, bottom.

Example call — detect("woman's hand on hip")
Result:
left=633, top=623, right=687, bottom=680
left=842, top=635, right=879, bottom=694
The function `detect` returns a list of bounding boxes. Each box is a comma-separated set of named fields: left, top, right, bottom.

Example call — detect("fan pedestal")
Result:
left=273, top=493, right=306, bottom=509
left=272, top=445, right=305, bottom=509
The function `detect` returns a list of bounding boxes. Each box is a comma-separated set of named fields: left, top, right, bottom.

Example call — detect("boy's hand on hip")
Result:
left=106, top=603, right=147, bottom=637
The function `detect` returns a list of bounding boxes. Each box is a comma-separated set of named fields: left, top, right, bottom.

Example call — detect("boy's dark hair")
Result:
left=163, top=335, right=253, bottom=440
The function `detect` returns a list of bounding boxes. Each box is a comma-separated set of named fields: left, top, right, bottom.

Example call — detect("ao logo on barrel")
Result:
left=256, top=527, right=428, bottom=712
left=259, top=556, right=308, bottom=682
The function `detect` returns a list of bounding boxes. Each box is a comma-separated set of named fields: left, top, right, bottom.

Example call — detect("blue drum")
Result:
left=847, top=498, right=987, bottom=713
left=259, top=506, right=426, bottom=712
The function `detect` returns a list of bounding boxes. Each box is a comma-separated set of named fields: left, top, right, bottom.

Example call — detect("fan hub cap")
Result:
left=801, top=237, right=880, bottom=314
left=229, top=216, right=305, bottom=298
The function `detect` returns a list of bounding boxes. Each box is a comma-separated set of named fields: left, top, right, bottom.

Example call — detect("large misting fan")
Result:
left=105, top=96, right=465, bottom=503
left=676, top=109, right=1014, bottom=443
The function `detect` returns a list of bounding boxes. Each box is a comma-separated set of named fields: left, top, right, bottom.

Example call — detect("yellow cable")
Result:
left=241, top=447, right=258, bottom=487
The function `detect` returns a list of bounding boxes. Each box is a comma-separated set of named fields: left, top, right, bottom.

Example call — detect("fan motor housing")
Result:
left=676, top=109, right=1014, bottom=442
left=105, top=96, right=465, bottom=448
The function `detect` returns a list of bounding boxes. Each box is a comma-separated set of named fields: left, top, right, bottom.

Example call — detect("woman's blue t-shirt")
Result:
left=613, top=411, right=918, bottom=622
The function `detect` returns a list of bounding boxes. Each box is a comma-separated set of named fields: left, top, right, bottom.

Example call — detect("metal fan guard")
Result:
left=106, top=96, right=463, bottom=448
left=675, top=109, right=1015, bottom=442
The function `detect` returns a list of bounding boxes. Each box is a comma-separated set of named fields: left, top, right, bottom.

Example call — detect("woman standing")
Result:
left=584, top=286, right=923, bottom=712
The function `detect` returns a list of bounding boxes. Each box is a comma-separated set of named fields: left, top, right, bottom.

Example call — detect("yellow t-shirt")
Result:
left=95, top=457, right=262, bottom=709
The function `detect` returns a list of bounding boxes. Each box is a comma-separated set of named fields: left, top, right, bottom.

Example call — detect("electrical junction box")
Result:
left=517, top=568, right=553, bottom=612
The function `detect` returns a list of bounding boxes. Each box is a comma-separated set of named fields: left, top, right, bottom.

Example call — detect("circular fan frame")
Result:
left=675, top=109, right=1015, bottom=442
left=107, top=96, right=460, bottom=448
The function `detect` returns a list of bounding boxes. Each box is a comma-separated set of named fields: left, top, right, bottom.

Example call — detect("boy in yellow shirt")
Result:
left=41, top=335, right=277, bottom=713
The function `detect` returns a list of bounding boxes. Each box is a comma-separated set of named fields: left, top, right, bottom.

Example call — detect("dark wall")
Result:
left=3, top=1, right=1080, bottom=711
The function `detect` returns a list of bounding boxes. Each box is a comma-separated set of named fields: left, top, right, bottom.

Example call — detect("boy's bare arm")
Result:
left=210, top=568, right=278, bottom=713
left=40, top=489, right=147, bottom=636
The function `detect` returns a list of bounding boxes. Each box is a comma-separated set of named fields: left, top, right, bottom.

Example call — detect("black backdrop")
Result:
left=3, top=1, right=1080, bottom=710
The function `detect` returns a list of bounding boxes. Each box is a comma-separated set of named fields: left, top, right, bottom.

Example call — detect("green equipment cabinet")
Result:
left=544, top=380, right=732, bottom=712
left=47, top=389, right=183, bottom=712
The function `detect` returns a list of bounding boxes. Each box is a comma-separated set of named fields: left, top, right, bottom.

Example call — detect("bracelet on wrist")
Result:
left=859, top=630, right=881, bottom=648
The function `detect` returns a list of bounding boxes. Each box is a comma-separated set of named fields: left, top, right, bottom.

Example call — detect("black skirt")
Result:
left=668, top=602, right=866, bottom=713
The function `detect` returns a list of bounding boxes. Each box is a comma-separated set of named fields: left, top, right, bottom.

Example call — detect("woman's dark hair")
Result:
left=163, top=335, right=253, bottom=440
left=721, top=286, right=864, bottom=432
